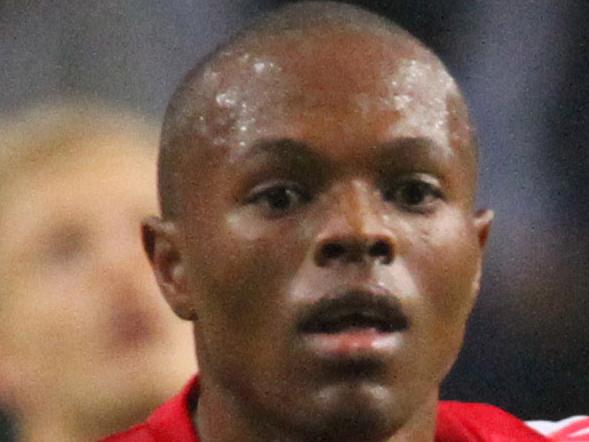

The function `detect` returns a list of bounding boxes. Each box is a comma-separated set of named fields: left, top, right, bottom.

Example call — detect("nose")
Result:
left=313, top=182, right=395, bottom=267
left=93, top=219, right=155, bottom=303
left=315, top=236, right=393, bottom=266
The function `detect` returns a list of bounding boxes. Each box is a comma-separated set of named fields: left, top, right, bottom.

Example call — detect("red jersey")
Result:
left=102, top=377, right=548, bottom=441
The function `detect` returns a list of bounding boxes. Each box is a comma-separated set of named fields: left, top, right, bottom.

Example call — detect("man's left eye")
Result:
left=384, top=178, right=444, bottom=211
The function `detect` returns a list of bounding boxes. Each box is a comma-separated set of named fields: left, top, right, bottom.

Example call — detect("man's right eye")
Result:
left=246, top=183, right=310, bottom=216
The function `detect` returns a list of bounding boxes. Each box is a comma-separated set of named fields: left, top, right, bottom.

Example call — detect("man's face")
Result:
left=170, top=29, right=490, bottom=439
left=0, top=145, right=195, bottom=431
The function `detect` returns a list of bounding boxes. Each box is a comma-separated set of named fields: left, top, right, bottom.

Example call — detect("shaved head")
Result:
left=158, top=1, right=476, bottom=219
left=144, top=3, right=492, bottom=441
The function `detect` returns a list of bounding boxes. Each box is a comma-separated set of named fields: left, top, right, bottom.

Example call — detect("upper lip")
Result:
left=297, top=286, right=409, bottom=334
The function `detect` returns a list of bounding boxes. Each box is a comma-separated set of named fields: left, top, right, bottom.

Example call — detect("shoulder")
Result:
left=99, top=376, right=200, bottom=442
left=436, top=401, right=549, bottom=441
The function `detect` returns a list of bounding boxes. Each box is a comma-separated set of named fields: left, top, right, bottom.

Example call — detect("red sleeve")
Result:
left=99, top=377, right=200, bottom=442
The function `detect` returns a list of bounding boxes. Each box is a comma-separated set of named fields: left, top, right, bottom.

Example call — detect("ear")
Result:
left=474, top=208, right=494, bottom=250
left=470, top=209, right=494, bottom=296
left=142, top=216, right=196, bottom=320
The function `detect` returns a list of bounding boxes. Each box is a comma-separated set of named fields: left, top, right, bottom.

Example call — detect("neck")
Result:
left=195, top=379, right=439, bottom=442
left=385, top=393, right=438, bottom=442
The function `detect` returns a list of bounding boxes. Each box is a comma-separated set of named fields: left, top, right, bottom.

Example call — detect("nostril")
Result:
left=368, top=239, right=393, bottom=264
left=315, top=237, right=393, bottom=266
left=322, top=243, right=346, bottom=260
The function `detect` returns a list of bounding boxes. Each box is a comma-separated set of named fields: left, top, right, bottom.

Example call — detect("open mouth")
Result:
left=296, top=289, right=409, bottom=360
left=298, top=289, right=409, bottom=335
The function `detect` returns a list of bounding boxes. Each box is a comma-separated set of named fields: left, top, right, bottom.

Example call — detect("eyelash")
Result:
left=384, top=177, right=444, bottom=212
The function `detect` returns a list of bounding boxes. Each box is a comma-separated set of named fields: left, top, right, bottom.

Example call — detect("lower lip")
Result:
left=302, top=328, right=402, bottom=360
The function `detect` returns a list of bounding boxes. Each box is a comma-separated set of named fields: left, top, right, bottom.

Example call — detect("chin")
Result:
left=318, top=408, right=397, bottom=442
left=299, top=382, right=404, bottom=442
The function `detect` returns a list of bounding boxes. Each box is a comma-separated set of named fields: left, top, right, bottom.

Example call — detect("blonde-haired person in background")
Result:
left=0, top=100, right=196, bottom=442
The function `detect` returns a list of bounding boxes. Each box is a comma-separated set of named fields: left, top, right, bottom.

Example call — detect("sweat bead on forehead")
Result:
left=159, top=2, right=476, bottom=218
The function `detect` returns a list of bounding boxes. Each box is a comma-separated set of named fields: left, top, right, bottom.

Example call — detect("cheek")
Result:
left=3, top=279, right=90, bottom=375
left=396, top=212, right=481, bottom=379
left=9, top=255, right=113, bottom=350
left=405, top=211, right=480, bottom=327
left=187, top=211, right=309, bottom=340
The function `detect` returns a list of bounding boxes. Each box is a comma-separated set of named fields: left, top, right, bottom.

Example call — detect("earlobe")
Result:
left=473, top=209, right=494, bottom=250
left=142, top=217, right=196, bottom=320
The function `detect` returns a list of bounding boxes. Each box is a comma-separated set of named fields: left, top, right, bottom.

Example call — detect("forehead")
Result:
left=173, top=28, right=476, bottom=186
left=189, top=27, right=463, bottom=162
left=0, top=149, right=156, bottom=258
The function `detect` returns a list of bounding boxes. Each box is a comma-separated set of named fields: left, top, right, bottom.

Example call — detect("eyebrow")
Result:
left=374, top=137, right=454, bottom=170
left=235, top=136, right=453, bottom=172
left=235, top=138, right=325, bottom=167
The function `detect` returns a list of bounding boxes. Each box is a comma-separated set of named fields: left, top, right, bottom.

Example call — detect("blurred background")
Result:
left=1, top=0, right=587, bottom=439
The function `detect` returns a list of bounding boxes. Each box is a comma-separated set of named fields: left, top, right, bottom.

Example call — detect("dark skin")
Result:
left=144, top=25, right=493, bottom=442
